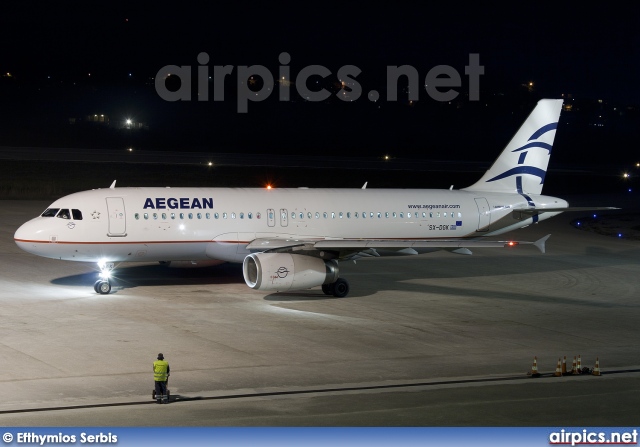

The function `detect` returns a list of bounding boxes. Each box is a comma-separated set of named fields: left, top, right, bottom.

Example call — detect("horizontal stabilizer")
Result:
left=518, top=206, right=619, bottom=214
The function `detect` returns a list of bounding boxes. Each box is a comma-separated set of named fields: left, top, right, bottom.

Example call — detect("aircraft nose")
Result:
left=14, top=218, right=47, bottom=255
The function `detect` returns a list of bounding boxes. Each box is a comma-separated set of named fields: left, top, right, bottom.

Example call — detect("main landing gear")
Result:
left=94, top=261, right=114, bottom=295
left=321, top=278, right=350, bottom=298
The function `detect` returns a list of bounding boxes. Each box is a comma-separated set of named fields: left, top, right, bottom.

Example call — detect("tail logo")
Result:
left=486, top=122, right=558, bottom=186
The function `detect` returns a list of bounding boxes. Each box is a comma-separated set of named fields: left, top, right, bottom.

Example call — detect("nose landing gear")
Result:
left=94, top=261, right=114, bottom=294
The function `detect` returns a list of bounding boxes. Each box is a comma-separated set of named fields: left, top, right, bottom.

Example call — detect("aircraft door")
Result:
left=279, top=209, right=288, bottom=227
left=267, top=209, right=275, bottom=227
left=474, top=198, right=491, bottom=232
left=106, top=197, right=127, bottom=236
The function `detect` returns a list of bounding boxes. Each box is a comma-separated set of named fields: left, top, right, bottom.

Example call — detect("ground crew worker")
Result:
left=153, top=353, right=170, bottom=404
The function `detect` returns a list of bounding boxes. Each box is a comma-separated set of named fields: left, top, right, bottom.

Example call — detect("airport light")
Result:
left=266, top=185, right=272, bottom=190
left=127, top=148, right=133, bottom=152
left=623, top=173, right=630, bottom=179
left=208, top=161, right=213, bottom=166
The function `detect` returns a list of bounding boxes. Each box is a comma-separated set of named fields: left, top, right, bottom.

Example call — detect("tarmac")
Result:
left=0, top=195, right=639, bottom=426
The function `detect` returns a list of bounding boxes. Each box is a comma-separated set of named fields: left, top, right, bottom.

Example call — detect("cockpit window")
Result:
left=57, top=209, right=71, bottom=219
left=42, top=208, right=60, bottom=217
left=72, top=209, right=83, bottom=220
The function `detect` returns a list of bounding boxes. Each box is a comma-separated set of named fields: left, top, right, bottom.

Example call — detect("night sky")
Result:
left=1, top=3, right=639, bottom=162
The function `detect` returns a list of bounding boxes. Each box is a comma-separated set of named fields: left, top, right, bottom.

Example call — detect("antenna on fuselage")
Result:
left=362, top=182, right=368, bottom=189
left=109, top=180, right=117, bottom=189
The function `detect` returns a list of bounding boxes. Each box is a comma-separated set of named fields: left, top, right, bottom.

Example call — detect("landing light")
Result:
left=623, top=173, right=630, bottom=179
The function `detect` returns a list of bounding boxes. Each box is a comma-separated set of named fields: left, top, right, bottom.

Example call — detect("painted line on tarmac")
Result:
left=1, top=369, right=639, bottom=415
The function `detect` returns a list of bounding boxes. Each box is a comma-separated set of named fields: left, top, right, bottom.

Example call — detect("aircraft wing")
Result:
left=246, top=235, right=551, bottom=256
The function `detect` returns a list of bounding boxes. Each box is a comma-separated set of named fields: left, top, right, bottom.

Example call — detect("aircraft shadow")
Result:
left=51, top=263, right=245, bottom=289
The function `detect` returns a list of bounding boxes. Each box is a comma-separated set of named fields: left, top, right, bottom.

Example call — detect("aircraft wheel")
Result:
left=332, top=278, right=349, bottom=298
left=93, top=280, right=102, bottom=293
left=321, top=283, right=334, bottom=295
left=96, top=281, right=111, bottom=295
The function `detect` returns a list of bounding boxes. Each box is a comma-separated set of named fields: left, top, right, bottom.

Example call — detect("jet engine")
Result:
left=243, top=252, right=339, bottom=292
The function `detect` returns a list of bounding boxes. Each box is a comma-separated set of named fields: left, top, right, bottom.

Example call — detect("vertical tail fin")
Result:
left=463, top=99, right=564, bottom=194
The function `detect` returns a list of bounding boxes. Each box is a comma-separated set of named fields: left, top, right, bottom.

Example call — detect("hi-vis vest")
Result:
left=153, top=360, right=169, bottom=381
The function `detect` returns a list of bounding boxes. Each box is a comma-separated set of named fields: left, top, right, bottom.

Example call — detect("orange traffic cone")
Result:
left=529, top=356, right=540, bottom=376
left=554, top=358, right=563, bottom=377
left=562, top=356, right=567, bottom=374
left=571, top=356, right=578, bottom=374
left=593, top=357, right=602, bottom=376
left=577, top=354, right=582, bottom=373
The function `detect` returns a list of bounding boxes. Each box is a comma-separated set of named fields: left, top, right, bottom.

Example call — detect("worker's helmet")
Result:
left=157, top=353, right=164, bottom=360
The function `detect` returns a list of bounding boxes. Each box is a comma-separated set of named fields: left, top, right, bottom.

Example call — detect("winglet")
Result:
left=109, top=180, right=116, bottom=189
left=534, top=234, right=551, bottom=254
left=362, top=182, right=368, bottom=189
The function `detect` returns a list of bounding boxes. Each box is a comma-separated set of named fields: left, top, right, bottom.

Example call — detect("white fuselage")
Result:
left=14, top=187, right=567, bottom=264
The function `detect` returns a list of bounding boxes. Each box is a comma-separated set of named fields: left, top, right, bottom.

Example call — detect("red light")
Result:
left=266, top=185, right=272, bottom=190
left=507, top=241, right=518, bottom=247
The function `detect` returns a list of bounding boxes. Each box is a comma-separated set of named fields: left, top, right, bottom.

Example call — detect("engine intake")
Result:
left=243, top=253, right=338, bottom=292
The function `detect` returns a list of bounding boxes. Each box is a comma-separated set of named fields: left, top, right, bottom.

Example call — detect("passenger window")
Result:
left=385, top=212, right=389, bottom=218
left=223, top=213, right=228, bottom=219
left=171, top=213, right=176, bottom=219
left=377, top=212, right=381, bottom=218
left=299, top=212, right=304, bottom=219
left=307, top=212, right=312, bottom=219
left=323, top=212, right=328, bottom=219
left=72, top=209, right=83, bottom=220
left=248, top=212, right=252, bottom=219
left=347, top=212, right=351, bottom=218
left=291, top=212, right=296, bottom=219
left=214, top=213, right=219, bottom=219
left=355, top=212, right=359, bottom=218
left=393, top=212, right=397, bottom=218
left=240, top=212, right=244, bottom=219
left=197, top=213, right=202, bottom=219
left=339, top=212, right=343, bottom=219
left=362, top=212, right=366, bottom=219
left=189, top=213, right=193, bottom=219
left=57, top=209, right=71, bottom=219
left=135, top=213, right=139, bottom=220
left=162, top=213, right=167, bottom=220
left=315, top=212, right=319, bottom=219
left=256, top=212, right=261, bottom=219
left=422, top=212, right=426, bottom=218
left=370, top=212, right=374, bottom=218
left=331, top=212, right=335, bottom=219
left=206, top=213, right=210, bottom=219
left=153, top=213, right=158, bottom=220
left=42, top=208, right=60, bottom=217
left=458, top=212, right=462, bottom=218
left=399, top=212, right=404, bottom=218
left=443, top=212, right=447, bottom=218
left=144, top=213, right=149, bottom=220
left=180, top=213, right=185, bottom=219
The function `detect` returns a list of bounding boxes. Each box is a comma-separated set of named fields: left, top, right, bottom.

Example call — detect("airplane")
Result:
left=14, top=99, right=614, bottom=297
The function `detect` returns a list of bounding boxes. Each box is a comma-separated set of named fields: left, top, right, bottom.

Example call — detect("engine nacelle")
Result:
left=243, top=253, right=339, bottom=292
